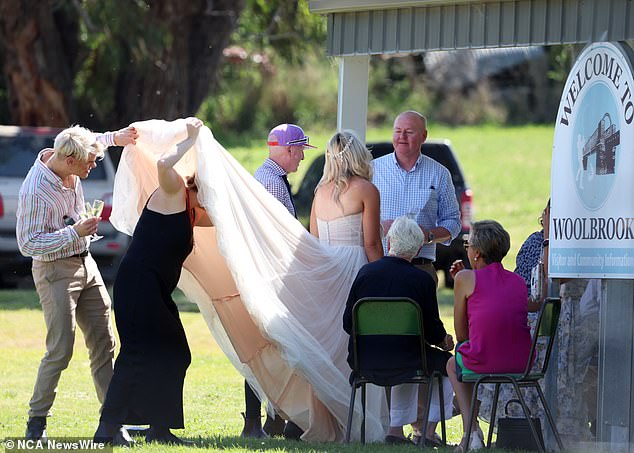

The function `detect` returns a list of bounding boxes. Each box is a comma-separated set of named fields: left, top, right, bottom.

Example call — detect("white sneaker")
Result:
left=454, top=430, right=485, bottom=453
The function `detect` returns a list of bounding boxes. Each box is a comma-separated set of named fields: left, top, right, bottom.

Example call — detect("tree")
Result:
left=0, top=0, right=245, bottom=128
left=200, top=0, right=329, bottom=135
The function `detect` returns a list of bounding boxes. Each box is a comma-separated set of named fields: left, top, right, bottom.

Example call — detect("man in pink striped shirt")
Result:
left=16, top=124, right=137, bottom=443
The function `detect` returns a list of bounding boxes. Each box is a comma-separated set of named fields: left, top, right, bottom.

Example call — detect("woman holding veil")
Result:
left=94, top=118, right=212, bottom=445
left=108, top=120, right=389, bottom=442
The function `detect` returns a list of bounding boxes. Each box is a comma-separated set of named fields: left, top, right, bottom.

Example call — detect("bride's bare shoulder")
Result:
left=349, top=176, right=378, bottom=193
left=348, top=176, right=372, bottom=186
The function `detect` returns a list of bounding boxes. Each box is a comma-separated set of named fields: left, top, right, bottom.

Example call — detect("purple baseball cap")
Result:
left=267, top=124, right=317, bottom=149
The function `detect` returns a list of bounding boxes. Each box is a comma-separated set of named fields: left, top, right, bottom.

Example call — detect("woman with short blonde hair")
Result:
left=447, top=220, right=531, bottom=451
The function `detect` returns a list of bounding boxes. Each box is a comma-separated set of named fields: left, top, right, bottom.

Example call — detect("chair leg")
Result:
left=437, top=374, right=447, bottom=446
left=361, top=383, right=366, bottom=444
left=510, top=381, right=545, bottom=453
left=345, top=384, right=358, bottom=443
left=419, top=381, right=433, bottom=450
left=534, top=383, right=565, bottom=451
left=464, top=380, right=481, bottom=451
left=486, top=382, right=501, bottom=448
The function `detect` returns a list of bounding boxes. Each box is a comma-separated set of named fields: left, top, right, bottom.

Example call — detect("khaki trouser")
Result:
left=28, top=255, right=116, bottom=417
left=413, top=262, right=438, bottom=288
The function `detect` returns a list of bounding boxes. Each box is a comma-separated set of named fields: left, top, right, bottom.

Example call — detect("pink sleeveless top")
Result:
left=458, top=262, right=531, bottom=373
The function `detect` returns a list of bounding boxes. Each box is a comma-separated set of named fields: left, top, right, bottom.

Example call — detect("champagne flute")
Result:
left=90, top=199, right=105, bottom=241
left=81, top=200, right=104, bottom=242
left=82, top=202, right=92, bottom=220
left=92, top=199, right=105, bottom=217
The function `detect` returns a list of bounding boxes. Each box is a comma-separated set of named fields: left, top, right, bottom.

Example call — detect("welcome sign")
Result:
left=551, top=42, right=634, bottom=278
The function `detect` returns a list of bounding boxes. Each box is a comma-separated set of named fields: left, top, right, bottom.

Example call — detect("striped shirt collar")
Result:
left=36, top=149, right=76, bottom=191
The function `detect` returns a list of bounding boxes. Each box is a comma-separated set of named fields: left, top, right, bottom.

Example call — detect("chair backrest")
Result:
left=524, top=297, right=562, bottom=376
left=351, top=297, right=428, bottom=378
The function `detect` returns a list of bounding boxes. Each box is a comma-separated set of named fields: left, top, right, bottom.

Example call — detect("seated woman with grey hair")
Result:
left=343, top=216, right=454, bottom=445
left=447, top=220, right=532, bottom=452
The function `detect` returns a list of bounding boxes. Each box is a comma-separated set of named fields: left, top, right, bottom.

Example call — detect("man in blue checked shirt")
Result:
left=372, top=111, right=461, bottom=287
left=241, top=123, right=315, bottom=440
left=372, top=110, right=461, bottom=445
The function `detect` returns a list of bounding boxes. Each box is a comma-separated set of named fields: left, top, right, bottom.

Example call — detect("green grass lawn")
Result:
left=0, top=124, right=554, bottom=451
left=0, top=288, right=462, bottom=452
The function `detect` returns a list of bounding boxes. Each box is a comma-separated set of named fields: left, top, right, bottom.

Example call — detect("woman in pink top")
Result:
left=447, top=220, right=531, bottom=451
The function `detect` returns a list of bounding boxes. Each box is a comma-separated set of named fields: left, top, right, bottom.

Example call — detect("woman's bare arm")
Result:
left=309, top=197, right=319, bottom=238
left=157, top=118, right=202, bottom=195
left=361, top=183, right=384, bottom=262
left=453, top=269, right=474, bottom=342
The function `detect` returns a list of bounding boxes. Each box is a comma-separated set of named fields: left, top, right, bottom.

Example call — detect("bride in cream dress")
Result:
left=310, top=131, right=383, bottom=263
left=110, top=120, right=389, bottom=443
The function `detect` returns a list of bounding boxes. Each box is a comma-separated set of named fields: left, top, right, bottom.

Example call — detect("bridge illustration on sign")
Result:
left=582, top=113, right=620, bottom=175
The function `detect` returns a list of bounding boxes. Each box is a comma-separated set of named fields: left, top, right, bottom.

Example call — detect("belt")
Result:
left=411, top=257, right=433, bottom=265
left=70, top=250, right=89, bottom=258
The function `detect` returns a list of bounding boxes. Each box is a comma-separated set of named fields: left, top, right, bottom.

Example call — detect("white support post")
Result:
left=337, top=55, right=370, bottom=144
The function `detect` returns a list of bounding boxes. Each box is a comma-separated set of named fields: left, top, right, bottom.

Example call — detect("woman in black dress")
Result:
left=94, top=118, right=212, bottom=445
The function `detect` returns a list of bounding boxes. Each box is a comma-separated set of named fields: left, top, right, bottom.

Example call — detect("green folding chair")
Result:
left=345, top=297, right=447, bottom=447
left=460, top=297, right=564, bottom=452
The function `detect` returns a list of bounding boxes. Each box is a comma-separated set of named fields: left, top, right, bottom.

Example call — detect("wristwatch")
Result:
left=427, top=231, right=435, bottom=244
left=542, top=239, right=549, bottom=247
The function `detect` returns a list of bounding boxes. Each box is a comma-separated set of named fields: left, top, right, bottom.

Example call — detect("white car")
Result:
left=0, top=125, right=129, bottom=286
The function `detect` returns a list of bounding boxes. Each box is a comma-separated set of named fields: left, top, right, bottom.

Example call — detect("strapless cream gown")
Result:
left=111, top=120, right=388, bottom=442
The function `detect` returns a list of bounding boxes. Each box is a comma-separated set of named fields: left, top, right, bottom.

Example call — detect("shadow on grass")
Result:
left=144, top=435, right=447, bottom=452
left=0, top=289, right=40, bottom=310
left=1, top=287, right=449, bottom=313
left=0, top=288, right=201, bottom=313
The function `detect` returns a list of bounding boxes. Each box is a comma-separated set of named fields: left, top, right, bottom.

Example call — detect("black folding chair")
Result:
left=460, top=297, right=564, bottom=452
left=345, top=297, right=447, bottom=447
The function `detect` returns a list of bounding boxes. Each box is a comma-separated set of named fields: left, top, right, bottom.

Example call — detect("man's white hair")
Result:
left=54, top=125, right=104, bottom=161
left=387, top=216, right=424, bottom=260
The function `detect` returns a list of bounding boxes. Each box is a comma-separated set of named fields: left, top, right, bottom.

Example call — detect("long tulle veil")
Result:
left=110, top=119, right=388, bottom=442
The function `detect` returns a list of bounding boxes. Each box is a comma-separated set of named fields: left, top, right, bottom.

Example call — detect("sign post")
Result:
left=552, top=41, right=634, bottom=451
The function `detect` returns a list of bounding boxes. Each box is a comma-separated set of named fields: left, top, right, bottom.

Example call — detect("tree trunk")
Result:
left=115, top=0, right=245, bottom=125
left=0, top=0, right=75, bottom=126
left=0, top=0, right=244, bottom=128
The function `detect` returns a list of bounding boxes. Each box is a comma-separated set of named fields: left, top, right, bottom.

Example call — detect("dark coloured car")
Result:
left=0, top=126, right=129, bottom=286
left=294, top=139, right=473, bottom=288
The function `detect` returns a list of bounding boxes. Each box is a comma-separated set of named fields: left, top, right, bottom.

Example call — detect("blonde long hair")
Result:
left=316, top=130, right=373, bottom=205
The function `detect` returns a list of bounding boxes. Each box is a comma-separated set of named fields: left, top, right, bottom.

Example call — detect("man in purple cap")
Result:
left=241, top=123, right=315, bottom=440
left=253, top=123, right=316, bottom=218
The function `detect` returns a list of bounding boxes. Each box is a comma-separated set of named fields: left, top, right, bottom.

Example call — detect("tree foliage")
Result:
left=199, top=0, right=330, bottom=138
left=0, top=0, right=245, bottom=128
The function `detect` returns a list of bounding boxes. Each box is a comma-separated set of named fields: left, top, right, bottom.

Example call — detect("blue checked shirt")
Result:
left=254, top=158, right=296, bottom=216
left=372, top=152, right=461, bottom=260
